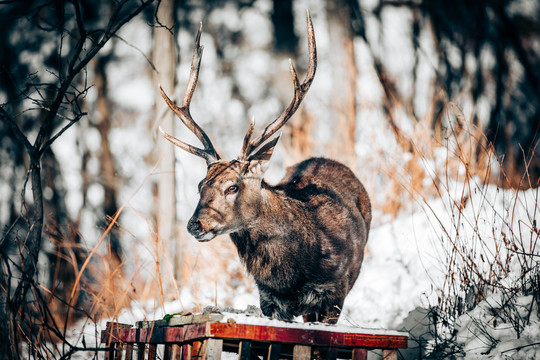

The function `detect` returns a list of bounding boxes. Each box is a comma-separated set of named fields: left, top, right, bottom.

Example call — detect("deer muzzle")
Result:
left=187, top=216, right=217, bottom=242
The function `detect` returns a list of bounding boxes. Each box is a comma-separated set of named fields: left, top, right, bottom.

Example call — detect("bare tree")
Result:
left=152, top=0, right=181, bottom=293
left=95, top=54, right=123, bottom=264
left=271, top=0, right=316, bottom=163
left=0, top=1, right=154, bottom=357
left=371, top=0, right=540, bottom=188
left=325, top=0, right=359, bottom=170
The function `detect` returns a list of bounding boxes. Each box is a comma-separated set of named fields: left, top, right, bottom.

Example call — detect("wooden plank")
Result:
left=267, top=343, right=282, bottom=360
left=137, top=319, right=169, bottom=328
left=125, top=344, right=133, bottom=360
left=192, top=341, right=202, bottom=359
left=382, top=349, right=397, bottom=360
left=323, top=347, right=338, bottom=360
left=292, top=345, right=311, bottom=360
left=148, top=344, right=157, bottom=360
left=138, top=313, right=224, bottom=328
left=207, top=323, right=408, bottom=349
left=170, top=344, right=182, bottom=360
left=137, top=344, right=146, bottom=360
left=164, top=344, right=172, bottom=359
left=106, top=344, right=115, bottom=360
left=203, top=339, right=223, bottom=360
left=102, top=322, right=133, bottom=344
left=182, top=323, right=211, bottom=342
left=104, top=327, right=185, bottom=343
left=352, top=348, right=367, bottom=360
left=114, top=343, right=123, bottom=360
left=163, top=327, right=186, bottom=342
left=238, top=341, right=251, bottom=360
left=101, top=322, right=407, bottom=350
left=182, top=343, right=192, bottom=360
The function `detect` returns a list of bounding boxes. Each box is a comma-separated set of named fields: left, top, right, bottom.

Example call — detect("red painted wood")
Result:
left=204, top=323, right=408, bottom=349
left=182, top=343, right=192, bottom=360
left=101, top=322, right=133, bottom=344
left=100, top=321, right=408, bottom=350
left=352, top=348, right=368, bottom=360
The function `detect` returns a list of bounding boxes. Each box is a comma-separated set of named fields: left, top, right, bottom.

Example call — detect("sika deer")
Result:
left=159, top=12, right=371, bottom=324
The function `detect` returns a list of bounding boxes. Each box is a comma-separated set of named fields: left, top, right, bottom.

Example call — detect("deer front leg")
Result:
left=319, top=307, right=340, bottom=324
left=302, top=313, right=319, bottom=322
left=259, top=289, right=294, bottom=321
left=319, top=302, right=343, bottom=324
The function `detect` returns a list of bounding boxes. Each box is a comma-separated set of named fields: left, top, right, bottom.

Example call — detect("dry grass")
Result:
left=382, top=100, right=540, bottom=357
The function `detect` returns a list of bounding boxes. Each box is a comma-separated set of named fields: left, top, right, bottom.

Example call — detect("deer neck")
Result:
left=241, top=181, right=296, bottom=240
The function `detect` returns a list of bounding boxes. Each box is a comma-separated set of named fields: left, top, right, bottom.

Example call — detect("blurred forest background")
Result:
left=0, top=0, right=539, bottom=358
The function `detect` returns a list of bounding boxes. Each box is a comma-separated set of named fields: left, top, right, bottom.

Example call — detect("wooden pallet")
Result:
left=101, top=315, right=408, bottom=360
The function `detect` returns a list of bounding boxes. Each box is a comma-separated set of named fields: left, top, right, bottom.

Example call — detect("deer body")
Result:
left=229, top=158, right=371, bottom=322
left=159, top=13, right=371, bottom=323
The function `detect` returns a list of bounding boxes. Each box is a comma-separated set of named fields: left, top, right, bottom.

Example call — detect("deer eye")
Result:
left=225, top=185, right=239, bottom=195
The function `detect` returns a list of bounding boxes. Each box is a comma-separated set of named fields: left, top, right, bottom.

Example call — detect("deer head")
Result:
left=159, top=11, right=316, bottom=241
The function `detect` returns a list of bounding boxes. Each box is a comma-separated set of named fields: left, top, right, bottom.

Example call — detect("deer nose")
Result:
left=187, top=219, right=202, bottom=235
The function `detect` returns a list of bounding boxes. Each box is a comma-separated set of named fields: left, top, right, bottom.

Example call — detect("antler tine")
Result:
left=242, top=10, right=317, bottom=158
left=159, top=22, right=221, bottom=165
left=183, top=22, right=203, bottom=108
left=240, top=117, right=255, bottom=160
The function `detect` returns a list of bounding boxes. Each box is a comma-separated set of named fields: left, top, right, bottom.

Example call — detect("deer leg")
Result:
left=259, top=290, right=277, bottom=317
left=302, top=313, right=319, bottom=323
left=319, top=301, right=343, bottom=324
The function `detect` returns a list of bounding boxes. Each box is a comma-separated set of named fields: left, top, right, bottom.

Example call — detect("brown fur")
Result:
left=188, top=156, right=371, bottom=324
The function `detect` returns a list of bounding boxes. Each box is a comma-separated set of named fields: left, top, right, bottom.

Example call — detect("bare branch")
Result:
left=39, top=112, right=87, bottom=154
left=33, top=0, right=155, bottom=151
left=0, top=106, right=34, bottom=154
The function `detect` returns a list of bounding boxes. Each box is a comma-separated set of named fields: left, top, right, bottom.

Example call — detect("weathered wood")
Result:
left=293, top=345, right=311, bottom=360
left=382, top=349, right=397, bottom=360
left=138, top=313, right=224, bottom=329
left=137, top=344, right=146, bottom=360
left=170, top=344, right=182, bottom=360
left=205, top=323, right=407, bottom=349
left=106, top=344, right=114, bottom=360
left=125, top=344, right=133, bottom=360
left=164, top=344, right=172, bottom=359
left=192, top=341, right=202, bottom=359
left=322, top=347, right=338, bottom=360
left=352, top=348, right=367, bottom=360
left=102, top=322, right=132, bottom=342
left=267, top=343, right=282, bottom=360
left=115, top=343, right=124, bottom=360
left=203, top=339, right=223, bottom=360
left=100, top=319, right=408, bottom=360
left=238, top=341, right=251, bottom=360
left=182, top=343, right=192, bottom=360
left=148, top=344, right=157, bottom=360
left=102, top=321, right=407, bottom=350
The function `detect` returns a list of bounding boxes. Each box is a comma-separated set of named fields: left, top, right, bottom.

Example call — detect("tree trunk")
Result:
left=326, top=0, right=358, bottom=170
left=153, top=0, right=180, bottom=290
left=271, top=0, right=315, bottom=164
left=95, top=55, right=123, bottom=264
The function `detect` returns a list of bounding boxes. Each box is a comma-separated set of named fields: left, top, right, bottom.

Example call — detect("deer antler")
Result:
left=240, top=10, right=317, bottom=160
left=159, top=22, right=221, bottom=165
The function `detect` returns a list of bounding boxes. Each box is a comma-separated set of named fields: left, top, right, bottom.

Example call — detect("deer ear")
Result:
left=247, top=134, right=281, bottom=163
left=245, top=135, right=280, bottom=176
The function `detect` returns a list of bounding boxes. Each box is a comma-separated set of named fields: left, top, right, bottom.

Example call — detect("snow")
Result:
left=454, top=293, right=540, bottom=359
left=175, top=306, right=408, bottom=336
